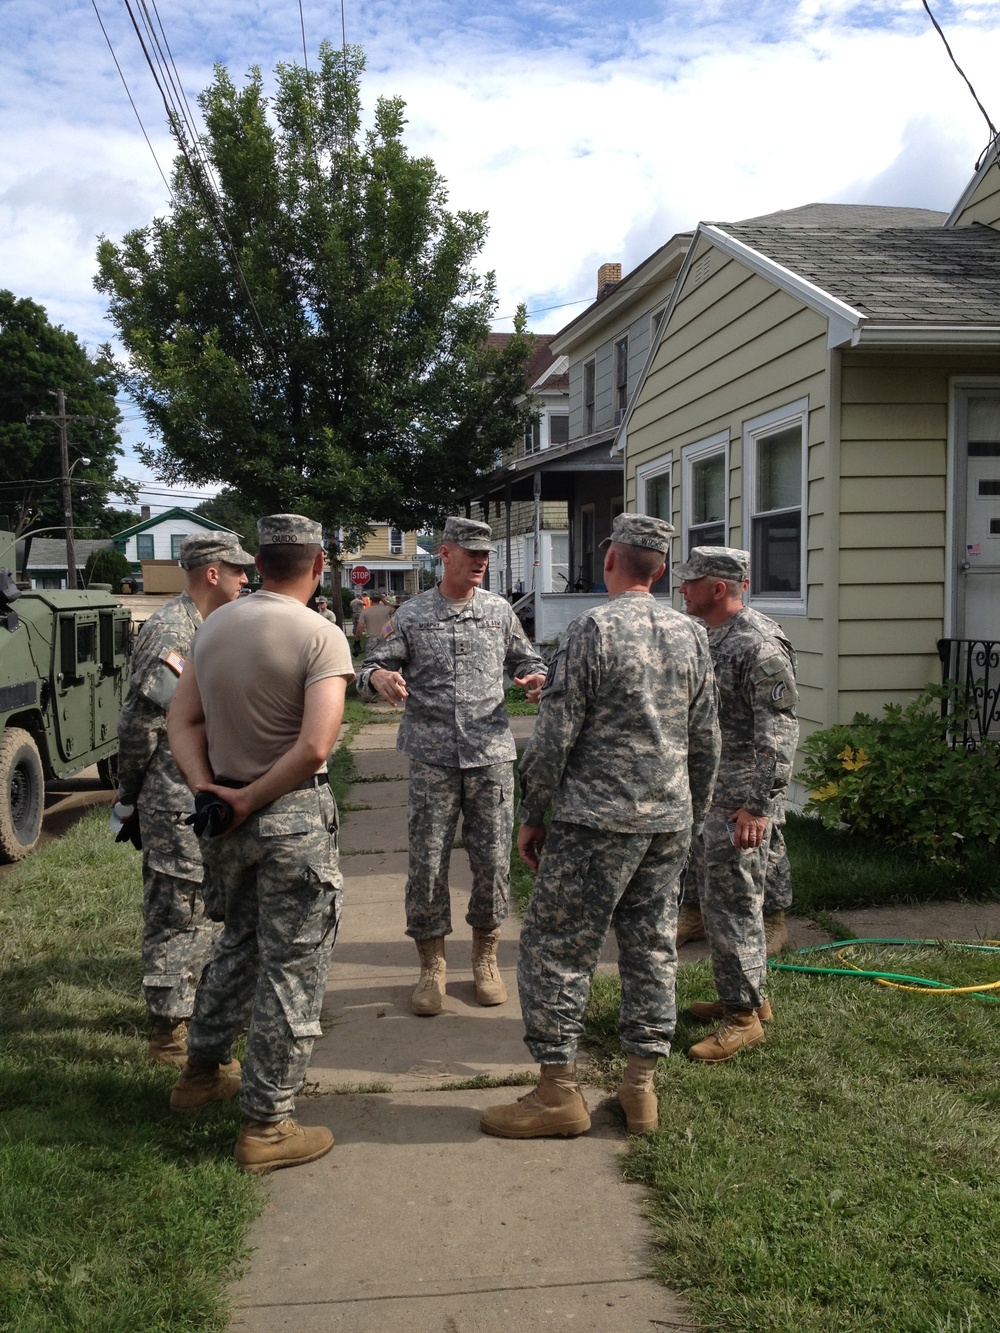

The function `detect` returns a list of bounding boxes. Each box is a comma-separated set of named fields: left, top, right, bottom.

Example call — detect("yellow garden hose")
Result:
left=769, top=937, right=1000, bottom=1003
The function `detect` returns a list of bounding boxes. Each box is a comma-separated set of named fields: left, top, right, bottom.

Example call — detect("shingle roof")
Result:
left=733, top=202, right=948, bottom=229
left=14, top=537, right=113, bottom=569
left=720, top=221, right=1000, bottom=324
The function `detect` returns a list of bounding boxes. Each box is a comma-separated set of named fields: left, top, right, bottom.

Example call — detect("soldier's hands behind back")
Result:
left=185, top=791, right=234, bottom=838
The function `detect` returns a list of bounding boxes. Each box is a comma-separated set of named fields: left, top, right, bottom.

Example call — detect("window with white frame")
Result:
left=583, top=359, right=596, bottom=435
left=744, top=400, right=807, bottom=611
left=524, top=415, right=541, bottom=454
left=389, top=527, right=404, bottom=555
left=636, top=457, right=673, bottom=592
left=682, top=432, right=728, bottom=555
left=548, top=413, right=569, bottom=447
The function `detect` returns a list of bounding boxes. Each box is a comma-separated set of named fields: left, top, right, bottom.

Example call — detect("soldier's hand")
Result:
left=514, top=672, right=546, bottom=704
left=730, top=808, right=768, bottom=851
left=517, top=822, right=546, bottom=872
left=371, top=668, right=408, bottom=706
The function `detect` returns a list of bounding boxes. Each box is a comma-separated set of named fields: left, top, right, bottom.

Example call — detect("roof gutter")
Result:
left=851, top=324, right=1000, bottom=348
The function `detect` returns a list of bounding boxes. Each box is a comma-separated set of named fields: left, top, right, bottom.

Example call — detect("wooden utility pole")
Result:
left=27, top=389, right=96, bottom=590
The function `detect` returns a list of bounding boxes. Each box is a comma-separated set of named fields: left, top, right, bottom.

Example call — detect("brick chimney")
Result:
left=140, top=505, right=151, bottom=521
left=597, top=262, right=622, bottom=299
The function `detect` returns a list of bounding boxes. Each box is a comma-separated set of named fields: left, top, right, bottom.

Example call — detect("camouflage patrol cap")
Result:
left=440, top=516, right=494, bottom=551
left=599, top=512, right=674, bottom=554
left=178, top=532, right=255, bottom=569
left=674, top=546, right=751, bottom=582
left=257, top=514, right=324, bottom=546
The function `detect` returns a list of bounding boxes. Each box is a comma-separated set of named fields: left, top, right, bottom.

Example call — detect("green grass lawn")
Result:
left=5, top=701, right=999, bottom=1332
left=0, top=813, right=262, bottom=1332
left=585, top=949, right=1000, bottom=1332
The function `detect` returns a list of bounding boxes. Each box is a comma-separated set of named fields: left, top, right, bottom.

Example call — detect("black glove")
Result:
left=185, top=791, right=234, bottom=838
left=113, top=805, right=143, bottom=850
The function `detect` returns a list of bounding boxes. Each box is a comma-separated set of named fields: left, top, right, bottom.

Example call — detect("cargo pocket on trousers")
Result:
left=280, top=860, right=343, bottom=1039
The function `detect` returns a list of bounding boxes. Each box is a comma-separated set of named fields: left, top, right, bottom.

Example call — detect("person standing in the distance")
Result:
left=479, top=513, right=720, bottom=1138
left=355, top=590, right=393, bottom=647
left=166, top=514, right=355, bottom=1173
left=315, top=595, right=338, bottom=624
left=356, top=516, right=548, bottom=1016
left=115, top=532, right=255, bottom=1067
left=677, top=546, right=799, bottom=1062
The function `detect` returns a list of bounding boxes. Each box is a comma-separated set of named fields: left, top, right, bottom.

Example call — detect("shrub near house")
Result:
left=801, top=685, right=1000, bottom=862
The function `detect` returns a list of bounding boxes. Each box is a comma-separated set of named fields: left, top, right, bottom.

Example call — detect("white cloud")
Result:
left=2, top=0, right=999, bottom=499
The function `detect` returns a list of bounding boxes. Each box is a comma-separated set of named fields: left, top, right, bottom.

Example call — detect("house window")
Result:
left=524, top=415, right=542, bottom=455
left=683, top=431, right=729, bottom=554
left=137, top=534, right=154, bottom=560
left=171, top=534, right=184, bottom=560
left=615, top=337, right=628, bottom=416
left=389, top=528, right=404, bottom=555
left=548, top=413, right=569, bottom=447
left=651, top=308, right=666, bottom=339
left=637, top=459, right=672, bottom=522
left=744, top=400, right=807, bottom=611
left=583, top=359, right=596, bottom=435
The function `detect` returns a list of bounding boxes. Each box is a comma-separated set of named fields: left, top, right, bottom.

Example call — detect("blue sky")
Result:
left=2, top=0, right=999, bottom=512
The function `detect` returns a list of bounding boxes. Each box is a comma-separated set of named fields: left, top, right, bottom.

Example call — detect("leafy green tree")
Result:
left=95, top=43, right=534, bottom=555
left=80, top=506, right=141, bottom=539
left=193, top=489, right=258, bottom=553
left=0, top=291, right=136, bottom=544
left=83, top=547, right=132, bottom=589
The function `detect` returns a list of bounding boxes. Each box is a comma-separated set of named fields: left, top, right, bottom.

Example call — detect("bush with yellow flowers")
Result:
left=799, top=684, right=1000, bottom=861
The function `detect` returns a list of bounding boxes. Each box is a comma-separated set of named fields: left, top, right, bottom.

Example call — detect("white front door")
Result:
left=956, top=388, right=1000, bottom=642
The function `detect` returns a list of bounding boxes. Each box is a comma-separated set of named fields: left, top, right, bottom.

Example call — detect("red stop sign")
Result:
left=351, top=565, right=371, bottom=586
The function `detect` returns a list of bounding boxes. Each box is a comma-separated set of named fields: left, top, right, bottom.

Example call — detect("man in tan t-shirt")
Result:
left=356, top=590, right=394, bottom=653
left=167, top=513, right=355, bottom=1174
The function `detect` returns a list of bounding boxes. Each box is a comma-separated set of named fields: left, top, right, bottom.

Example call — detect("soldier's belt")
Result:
left=215, top=773, right=330, bottom=792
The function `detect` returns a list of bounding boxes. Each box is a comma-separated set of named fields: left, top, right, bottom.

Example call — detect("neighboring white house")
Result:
left=112, top=506, right=244, bottom=566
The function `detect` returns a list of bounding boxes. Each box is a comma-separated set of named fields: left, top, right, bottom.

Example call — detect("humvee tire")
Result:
left=0, top=728, right=44, bottom=863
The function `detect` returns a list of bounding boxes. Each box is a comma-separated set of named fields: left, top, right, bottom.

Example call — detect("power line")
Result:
left=921, top=0, right=998, bottom=166
left=91, top=0, right=173, bottom=198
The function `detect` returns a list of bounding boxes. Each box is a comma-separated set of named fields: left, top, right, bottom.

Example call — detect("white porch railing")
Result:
left=513, top=590, right=675, bottom=647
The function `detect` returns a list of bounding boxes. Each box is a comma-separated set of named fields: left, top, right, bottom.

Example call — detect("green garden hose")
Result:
left=768, top=936, right=1000, bottom=1004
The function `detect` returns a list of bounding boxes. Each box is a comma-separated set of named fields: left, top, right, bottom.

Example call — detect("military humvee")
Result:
left=0, top=525, right=131, bottom=862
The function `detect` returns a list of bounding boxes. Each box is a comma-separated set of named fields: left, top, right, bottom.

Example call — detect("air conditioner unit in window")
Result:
left=613, top=409, right=625, bottom=426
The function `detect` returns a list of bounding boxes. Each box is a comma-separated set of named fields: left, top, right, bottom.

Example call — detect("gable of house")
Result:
left=947, top=142, right=1000, bottom=230
left=621, top=205, right=1000, bottom=743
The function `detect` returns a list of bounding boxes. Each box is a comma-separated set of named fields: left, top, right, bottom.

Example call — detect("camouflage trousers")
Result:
left=686, top=806, right=768, bottom=1011
left=140, top=807, right=220, bottom=1025
left=186, top=785, right=342, bottom=1123
left=682, top=808, right=792, bottom=914
left=518, top=821, right=691, bottom=1065
left=405, top=759, right=513, bottom=940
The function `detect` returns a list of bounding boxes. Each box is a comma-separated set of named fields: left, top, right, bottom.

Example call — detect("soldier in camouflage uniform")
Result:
left=677, top=547, right=799, bottom=1062
left=481, top=514, right=720, bottom=1139
left=677, top=817, right=793, bottom=954
left=166, top=515, right=355, bottom=1174
left=115, top=531, right=255, bottom=1066
left=356, top=516, right=547, bottom=1016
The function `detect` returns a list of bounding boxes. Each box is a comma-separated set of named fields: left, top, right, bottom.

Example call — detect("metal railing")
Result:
left=936, top=638, right=1000, bottom=757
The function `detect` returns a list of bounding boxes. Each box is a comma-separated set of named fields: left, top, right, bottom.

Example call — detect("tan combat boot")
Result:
left=687, top=1010, right=765, bottom=1064
left=471, top=927, right=507, bottom=1006
left=480, top=1063, right=591, bottom=1139
left=688, top=997, right=774, bottom=1024
left=235, top=1118, right=334, bottom=1174
left=412, top=936, right=446, bottom=1016
left=764, top=911, right=790, bottom=956
left=148, top=1020, right=189, bottom=1067
left=168, top=1059, right=242, bottom=1113
left=615, top=1054, right=659, bottom=1134
left=676, top=902, right=706, bottom=946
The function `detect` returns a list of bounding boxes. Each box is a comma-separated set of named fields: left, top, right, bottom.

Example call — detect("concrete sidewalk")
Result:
left=229, top=716, right=695, bottom=1331
left=228, top=714, right=1000, bottom=1331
